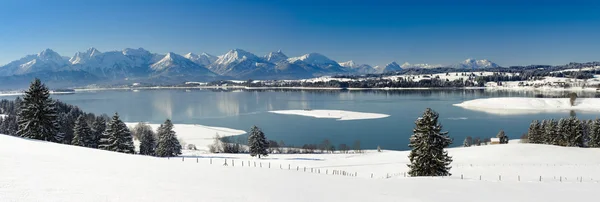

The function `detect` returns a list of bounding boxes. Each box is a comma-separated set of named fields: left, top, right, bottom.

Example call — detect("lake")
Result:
left=3, top=89, right=598, bottom=150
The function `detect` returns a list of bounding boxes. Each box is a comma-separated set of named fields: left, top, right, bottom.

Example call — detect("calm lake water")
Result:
left=3, top=89, right=599, bottom=150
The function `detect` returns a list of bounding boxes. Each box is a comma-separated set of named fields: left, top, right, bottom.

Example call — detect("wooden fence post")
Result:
left=210, top=158, right=212, bottom=164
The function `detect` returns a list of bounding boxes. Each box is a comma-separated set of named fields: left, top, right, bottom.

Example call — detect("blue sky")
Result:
left=0, top=0, right=599, bottom=67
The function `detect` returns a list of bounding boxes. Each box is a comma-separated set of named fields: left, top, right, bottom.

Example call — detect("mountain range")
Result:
left=0, top=48, right=500, bottom=89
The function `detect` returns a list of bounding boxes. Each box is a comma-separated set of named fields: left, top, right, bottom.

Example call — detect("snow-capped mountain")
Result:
left=401, top=62, right=443, bottom=69
left=453, top=59, right=499, bottom=69
left=339, top=60, right=376, bottom=74
left=263, top=50, right=288, bottom=63
left=184, top=52, right=217, bottom=66
left=69, top=47, right=102, bottom=64
left=209, top=49, right=273, bottom=77
left=287, top=53, right=348, bottom=73
left=150, top=52, right=216, bottom=79
left=0, top=49, right=69, bottom=76
left=377, top=62, right=403, bottom=73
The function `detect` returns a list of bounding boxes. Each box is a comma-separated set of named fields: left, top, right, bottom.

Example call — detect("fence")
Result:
left=166, top=156, right=600, bottom=183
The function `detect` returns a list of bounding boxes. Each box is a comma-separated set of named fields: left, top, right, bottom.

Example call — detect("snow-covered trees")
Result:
left=407, top=108, right=452, bottom=177
left=589, top=119, right=600, bottom=147
left=17, top=78, right=61, bottom=142
left=155, top=119, right=181, bottom=157
left=496, top=130, right=509, bottom=144
left=565, top=117, right=584, bottom=147
left=134, top=123, right=156, bottom=156
left=463, top=136, right=472, bottom=147
left=248, top=125, right=269, bottom=158
left=72, top=115, right=93, bottom=147
left=91, top=117, right=107, bottom=149
left=527, top=120, right=543, bottom=144
left=99, top=113, right=135, bottom=154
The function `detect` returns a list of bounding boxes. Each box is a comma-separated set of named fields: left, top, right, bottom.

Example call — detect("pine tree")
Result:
left=565, top=117, right=584, bottom=147
left=544, top=119, right=558, bottom=145
left=497, top=130, right=509, bottom=144
left=463, top=136, right=472, bottom=147
left=589, top=119, right=600, bottom=147
left=16, top=78, right=61, bottom=142
left=556, top=118, right=568, bottom=146
left=248, top=125, right=269, bottom=158
left=100, top=113, right=134, bottom=154
left=136, top=123, right=156, bottom=156
left=155, top=119, right=181, bottom=157
left=527, top=120, right=543, bottom=144
left=407, top=108, right=452, bottom=177
left=72, top=115, right=93, bottom=147
left=91, top=117, right=106, bottom=149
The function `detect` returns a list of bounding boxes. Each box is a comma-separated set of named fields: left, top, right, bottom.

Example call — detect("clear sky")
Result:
left=1, top=0, right=599, bottom=67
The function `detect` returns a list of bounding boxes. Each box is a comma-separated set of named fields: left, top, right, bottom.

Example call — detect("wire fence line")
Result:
left=165, top=156, right=600, bottom=183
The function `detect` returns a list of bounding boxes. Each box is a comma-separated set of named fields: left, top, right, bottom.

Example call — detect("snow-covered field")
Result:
left=0, top=114, right=6, bottom=119
left=2, top=134, right=600, bottom=202
left=454, top=97, right=600, bottom=115
left=269, top=110, right=390, bottom=121
left=124, top=123, right=246, bottom=152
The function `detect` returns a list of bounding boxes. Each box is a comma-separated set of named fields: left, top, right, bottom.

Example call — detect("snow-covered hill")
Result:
left=1, top=133, right=598, bottom=202
left=452, top=58, right=499, bottom=69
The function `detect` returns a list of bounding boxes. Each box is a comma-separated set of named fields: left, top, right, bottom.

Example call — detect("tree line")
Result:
left=525, top=117, right=600, bottom=147
left=0, top=78, right=182, bottom=157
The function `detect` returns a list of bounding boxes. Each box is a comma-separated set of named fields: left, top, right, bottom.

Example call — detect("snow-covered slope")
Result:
left=0, top=49, right=69, bottom=76
left=454, top=97, right=600, bottom=115
left=184, top=52, right=217, bottom=66
left=150, top=52, right=217, bottom=78
left=287, top=53, right=348, bottom=73
left=69, top=47, right=102, bottom=64
left=2, top=134, right=599, bottom=202
left=263, top=50, right=288, bottom=63
left=209, top=49, right=273, bottom=77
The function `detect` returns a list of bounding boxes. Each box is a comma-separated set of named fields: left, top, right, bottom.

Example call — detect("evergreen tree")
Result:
left=565, top=117, right=584, bottom=147
left=91, top=116, right=106, bottom=149
left=527, top=120, right=543, bottom=144
left=155, top=119, right=181, bottom=157
left=136, top=123, right=156, bottom=156
left=589, top=119, right=600, bottom=147
left=497, top=129, right=509, bottom=144
left=463, top=136, right=472, bottom=147
left=248, top=125, right=269, bottom=158
left=544, top=119, right=558, bottom=145
left=556, top=118, right=568, bottom=146
left=407, top=108, right=452, bottom=177
left=72, top=115, right=93, bottom=147
left=100, top=113, right=135, bottom=154
left=16, top=78, right=61, bottom=142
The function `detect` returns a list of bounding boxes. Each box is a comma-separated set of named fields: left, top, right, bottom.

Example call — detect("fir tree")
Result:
left=565, top=117, right=584, bottom=147
left=248, top=125, right=269, bottom=158
left=91, top=117, right=106, bottom=149
left=407, top=108, right=452, bottom=177
left=544, top=119, right=558, bottom=145
left=16, top=78, right=61, bottom=142
left=100, top=113, right=135, bottom=154
left=155, top=119, right=181, bottom=157
left=527, top=120, right=543, bottom=144
left=589, top=119, right=600, bottom=147
left=135, top=123, right=156, bottom=156
left=72, top=115, right=93, bottom=147
left=463, top=136, right=472, bottom=147
left=497, top=130, right=509, bottom=144
left=556, top=118, right=568, bottom=146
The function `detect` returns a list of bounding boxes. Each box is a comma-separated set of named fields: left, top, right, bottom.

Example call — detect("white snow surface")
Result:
left=0, top=114, right=6, bottom=119
left=2, top=134, right=600, bottom=202
left=124, top=123, right=246, bottom=152
left=269, top=110, right=390, bottom=121
left=454, top=97, right=600, bottom=115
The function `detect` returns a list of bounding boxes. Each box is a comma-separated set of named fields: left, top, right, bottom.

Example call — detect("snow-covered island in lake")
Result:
left=454, top=97, right=600, bottom=115
left=269, top=110, right=390, bottom=121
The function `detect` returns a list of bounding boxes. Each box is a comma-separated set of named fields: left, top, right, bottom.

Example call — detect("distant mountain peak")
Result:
left=376, top=61, right=403, bottom=73
left=457, top=58, right=499, bottom=69
left=264, top=50, right=288, bottom=63
left=287, top=53, right=337, bottom=65
left=215, top=49, right=260, bottom=65
left=401, top=62, right=443, bottom=69
left=339, top=60, right=356, bottom=68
